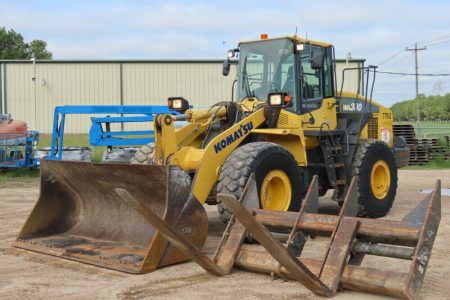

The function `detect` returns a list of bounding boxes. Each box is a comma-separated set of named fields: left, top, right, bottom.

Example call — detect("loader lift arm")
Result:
left=154, top=107, right=267, bottom=204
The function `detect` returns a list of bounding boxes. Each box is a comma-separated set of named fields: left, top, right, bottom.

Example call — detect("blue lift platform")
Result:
left=48, top=105, right=179, bottom=160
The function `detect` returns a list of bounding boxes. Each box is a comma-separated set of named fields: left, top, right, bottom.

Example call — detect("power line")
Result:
left=425, top=38, right=450, bottom=47
left=378, top=50, right=405, bottom=66
left=383, top=52, right=414, bottom=69
left=415, top=33, right=450, bottom=46
left=377, top=32, right=450, bottom=66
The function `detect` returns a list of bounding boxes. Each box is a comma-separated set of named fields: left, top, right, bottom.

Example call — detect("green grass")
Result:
left=404, top=158, right=450, bottom=170
left=0, top=168, right=40, bottom=188
left=0, top=168, right=40, bottom=178
left=38, top=134, right=90, bottom=147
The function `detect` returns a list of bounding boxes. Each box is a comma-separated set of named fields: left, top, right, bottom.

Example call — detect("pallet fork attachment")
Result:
left=135, top=174, right=441, bottom=299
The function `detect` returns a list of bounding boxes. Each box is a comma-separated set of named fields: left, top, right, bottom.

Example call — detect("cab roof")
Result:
left=239, top=35, right=333, bottom=48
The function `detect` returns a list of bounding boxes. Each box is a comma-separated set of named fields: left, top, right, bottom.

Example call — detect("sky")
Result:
left=1, top=0, right=449, bottom=107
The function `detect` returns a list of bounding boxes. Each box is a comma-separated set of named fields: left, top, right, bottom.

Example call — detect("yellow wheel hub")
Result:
left=370, top=160, right=391, bottom=200
left=260, top=169, right=292, bottom=211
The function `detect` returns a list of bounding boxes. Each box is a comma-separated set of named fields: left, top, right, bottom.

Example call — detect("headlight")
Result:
left=269, top=94, right=282, bottom=106
left=172, top=99, right=183, bottom=109
left=168, top=97, right=189, bottom=113
left=267, top=92, right=292, bottom=108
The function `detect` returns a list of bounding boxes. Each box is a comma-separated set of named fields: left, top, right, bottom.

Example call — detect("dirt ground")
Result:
left=0, top=169, right=449, bottom=300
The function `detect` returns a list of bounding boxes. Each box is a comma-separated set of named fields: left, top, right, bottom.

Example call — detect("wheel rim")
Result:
left=260, top=169, right=292, bottom=211
left=370, top=160, right=391, bottom=200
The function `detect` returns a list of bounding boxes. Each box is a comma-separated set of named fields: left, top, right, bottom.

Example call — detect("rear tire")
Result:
left=217, top=142, right=302, bottom=222
left=352, top=140, right=398, bottom=218
left=130, top=143, right=155, bottom=165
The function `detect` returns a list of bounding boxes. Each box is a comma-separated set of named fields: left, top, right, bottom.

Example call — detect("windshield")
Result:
left=237, top=38, right=296, bottom=103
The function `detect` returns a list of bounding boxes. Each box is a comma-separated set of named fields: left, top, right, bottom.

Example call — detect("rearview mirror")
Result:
left=222, top=59, right=230, bottom=76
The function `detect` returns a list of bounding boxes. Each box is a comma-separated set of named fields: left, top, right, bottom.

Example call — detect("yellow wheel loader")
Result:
left=15, top=35, right=440, bottom=299
left=131, top=37, right=409, bottom=222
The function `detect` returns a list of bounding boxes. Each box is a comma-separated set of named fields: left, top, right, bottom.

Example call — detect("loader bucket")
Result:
left=14, top=160, right=208, bottom=273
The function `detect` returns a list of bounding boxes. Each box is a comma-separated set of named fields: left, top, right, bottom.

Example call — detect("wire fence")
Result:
left=394, top=121, right=450, bottom=139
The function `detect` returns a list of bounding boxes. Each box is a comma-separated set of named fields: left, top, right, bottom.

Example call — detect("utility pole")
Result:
left=406, top=43, right=426, bottom=135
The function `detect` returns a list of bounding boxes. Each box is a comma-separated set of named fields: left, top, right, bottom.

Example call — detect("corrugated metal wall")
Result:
left=3, top=63, right=122, bottom=133
left=122, top=62, right=235, bottom=108
left=335, top=60, right=365, bottom=96
left=0, top=59, right=362, bottom=133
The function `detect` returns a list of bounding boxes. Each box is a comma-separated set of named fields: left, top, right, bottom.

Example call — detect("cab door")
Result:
left=298, top=45, right=337, bottom=130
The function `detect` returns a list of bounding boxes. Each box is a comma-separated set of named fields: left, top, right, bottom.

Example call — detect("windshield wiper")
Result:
left=242, top=56, right=256, bottom=99
left=244, top=73, right=256, bottom=98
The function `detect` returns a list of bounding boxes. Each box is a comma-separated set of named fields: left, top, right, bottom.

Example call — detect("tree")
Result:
left=0, top=27, right=28, bottom=59
left=391, top=94, right=450, bottom=121
left=28, top=39, right=53, bottom=59
left=0, top=27, right=53, bottom=59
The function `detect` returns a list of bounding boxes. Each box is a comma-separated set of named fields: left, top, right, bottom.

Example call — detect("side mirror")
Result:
left=222, top=59, right=231, bottom=76
left=310, top=52, right=324, bottom=69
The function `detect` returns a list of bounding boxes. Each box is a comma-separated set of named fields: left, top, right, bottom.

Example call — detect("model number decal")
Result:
left=382, top=112, right=392, bottom=120
left=342, top=102, right=363, bottom=112
left=213, top=121, right=253, bottom=154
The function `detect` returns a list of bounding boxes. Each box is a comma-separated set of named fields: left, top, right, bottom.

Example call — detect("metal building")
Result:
left=0, top=59, right=364, bottom=133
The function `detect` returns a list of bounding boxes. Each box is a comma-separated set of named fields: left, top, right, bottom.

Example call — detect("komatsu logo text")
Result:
left=214, top=121, right=253, bottom=154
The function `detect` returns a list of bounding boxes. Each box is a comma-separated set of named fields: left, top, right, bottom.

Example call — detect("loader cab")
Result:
left=235, top=38, right=298, bottom=103
left=233, top=37, right=335, bottom=116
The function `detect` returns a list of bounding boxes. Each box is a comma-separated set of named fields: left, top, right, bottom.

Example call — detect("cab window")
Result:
left=299, top=45, right=324, bottom=113
left=323, top=47, right=334, bottom=98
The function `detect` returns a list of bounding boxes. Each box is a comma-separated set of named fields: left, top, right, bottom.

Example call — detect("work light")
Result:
left=269, top=94, right=282, bottom=106
left=268, top=92, right=291, bottom=107
left=168, top=97, right=189, bottom=113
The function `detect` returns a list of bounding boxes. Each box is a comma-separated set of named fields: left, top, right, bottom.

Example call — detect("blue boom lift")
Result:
left=48, top=105, right=178, bottom=160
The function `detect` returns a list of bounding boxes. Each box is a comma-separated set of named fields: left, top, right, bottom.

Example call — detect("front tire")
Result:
left=217, top=142, right=302, bottom=222
left=352, top=140, right=398, bottom=218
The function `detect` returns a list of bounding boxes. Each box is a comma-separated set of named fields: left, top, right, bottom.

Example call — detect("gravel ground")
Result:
left=0, top=169, right=449, bottom=299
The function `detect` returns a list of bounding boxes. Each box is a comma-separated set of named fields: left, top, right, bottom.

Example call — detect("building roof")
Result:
left=0, top=58, right=366, bottom=64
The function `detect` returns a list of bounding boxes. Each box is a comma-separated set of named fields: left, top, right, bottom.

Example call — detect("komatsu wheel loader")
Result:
left=15, top=34, right=429, bottom=288
left=131, top=36, right=409, bottom=221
